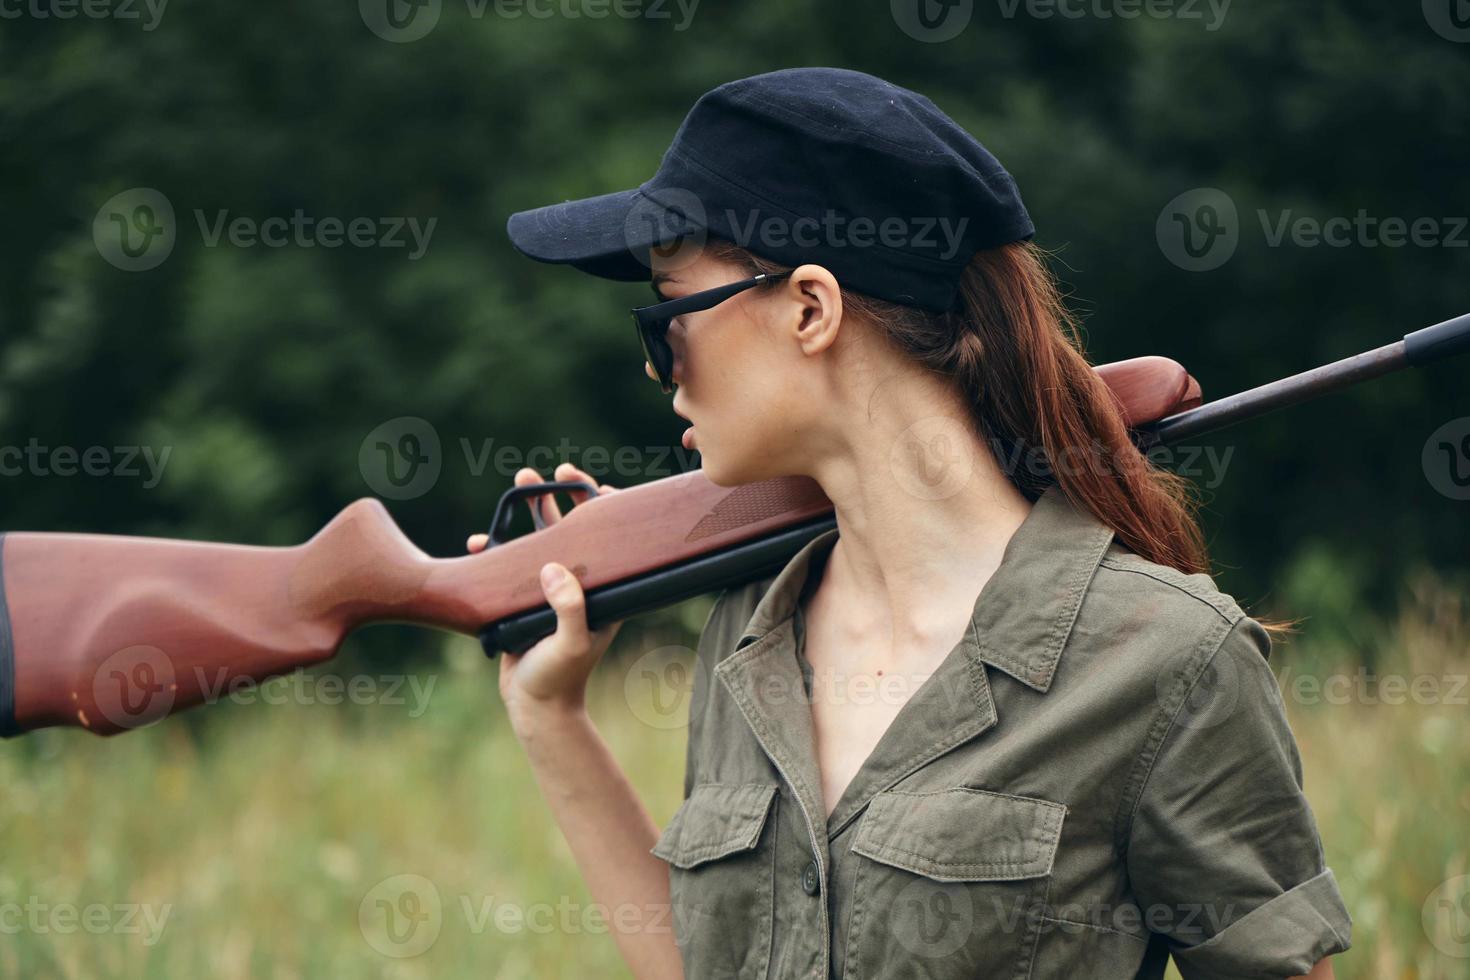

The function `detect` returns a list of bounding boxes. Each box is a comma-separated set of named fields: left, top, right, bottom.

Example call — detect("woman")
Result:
left=470, top=68, right=1351, bottom=979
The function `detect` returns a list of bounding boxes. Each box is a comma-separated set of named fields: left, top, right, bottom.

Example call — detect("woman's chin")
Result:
left=699, top=455, right=731, bottom=486
left=698, top=453, right=738, bottom=487
left=699, top=451, right=772, bottom=488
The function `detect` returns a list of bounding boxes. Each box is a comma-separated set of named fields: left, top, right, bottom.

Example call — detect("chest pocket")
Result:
left=843, top=787, right=1066, bottom=980
left=653, top=782, right=780, bottom=980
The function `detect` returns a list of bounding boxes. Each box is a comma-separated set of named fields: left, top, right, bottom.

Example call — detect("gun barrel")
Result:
left=1139, top=340, right=1407, bottom=447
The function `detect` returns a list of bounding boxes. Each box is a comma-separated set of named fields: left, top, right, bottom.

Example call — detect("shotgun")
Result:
left=1, top=313, right=1465, bottom=737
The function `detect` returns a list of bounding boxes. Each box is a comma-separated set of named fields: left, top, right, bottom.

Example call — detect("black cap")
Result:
left=506, top=67, right=1034, bottom=312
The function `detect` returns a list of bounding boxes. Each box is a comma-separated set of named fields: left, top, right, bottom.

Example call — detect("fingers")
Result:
left=556, top=462, right=598, bottom=507
left=472, top=465, right=618, bottom=553
left=513, top=463, right=616, bottom=528
left=540, top=562, right=591, bottom=650
left=513, top=466, right=558, bottom=525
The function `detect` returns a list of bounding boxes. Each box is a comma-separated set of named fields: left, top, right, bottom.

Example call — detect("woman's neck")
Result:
left=803, top=386, right=1034, bottom=657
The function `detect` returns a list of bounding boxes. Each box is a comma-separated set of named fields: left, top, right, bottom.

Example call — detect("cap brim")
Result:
left=507, top=187, right=699, bottom=283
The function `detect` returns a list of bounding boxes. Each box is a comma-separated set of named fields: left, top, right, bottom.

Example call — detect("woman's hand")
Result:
left=467, top=462, right=623, bottom=734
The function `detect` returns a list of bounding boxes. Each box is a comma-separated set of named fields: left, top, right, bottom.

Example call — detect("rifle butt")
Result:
left=1, top=536, right=16, bottom=738
left=0, top=500, right=435, bottom=737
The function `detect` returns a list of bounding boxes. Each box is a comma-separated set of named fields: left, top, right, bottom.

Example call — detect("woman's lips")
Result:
left=682, top=425, right=696, bottom=450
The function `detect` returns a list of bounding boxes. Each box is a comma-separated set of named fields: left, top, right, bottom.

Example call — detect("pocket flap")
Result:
left=652, top=783, right=779, bottom=870
left=852, top=787, right=1065, bottom=883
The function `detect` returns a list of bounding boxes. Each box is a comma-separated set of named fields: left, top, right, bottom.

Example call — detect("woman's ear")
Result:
left=786, top=263, right=844, bottom=356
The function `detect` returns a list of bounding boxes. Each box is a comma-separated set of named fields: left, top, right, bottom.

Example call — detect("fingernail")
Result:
left=541, top=564, right=566, bottom=588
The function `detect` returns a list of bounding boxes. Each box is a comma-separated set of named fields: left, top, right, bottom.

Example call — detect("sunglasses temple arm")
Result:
left=649, top=272, right=790, bottom=317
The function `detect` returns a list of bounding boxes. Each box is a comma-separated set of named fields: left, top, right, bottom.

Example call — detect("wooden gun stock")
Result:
left=0, top=356, right=1198, bottom=737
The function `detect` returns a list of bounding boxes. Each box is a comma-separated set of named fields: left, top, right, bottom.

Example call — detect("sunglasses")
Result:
left=631, top=271, right=793, bottom=394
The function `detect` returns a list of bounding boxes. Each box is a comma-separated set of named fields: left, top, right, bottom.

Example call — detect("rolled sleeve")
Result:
left=1173, top=868, right=1351, bottom=979
left=1124, top=616, right=1352, bottom=979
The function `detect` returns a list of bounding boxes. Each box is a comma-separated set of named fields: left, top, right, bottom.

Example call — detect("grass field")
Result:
left=1, top=582, right=1466, bottom=979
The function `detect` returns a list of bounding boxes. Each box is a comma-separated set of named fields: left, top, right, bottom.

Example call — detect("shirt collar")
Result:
left=735, top=484, right=1116, bottom=693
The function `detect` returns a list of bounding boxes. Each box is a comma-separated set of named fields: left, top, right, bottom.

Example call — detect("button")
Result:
left=801, top=860, right=820, bottom=896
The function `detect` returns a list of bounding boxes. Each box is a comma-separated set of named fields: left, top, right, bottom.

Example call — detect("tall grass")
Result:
left=1, top=583, right=1465, bottom=979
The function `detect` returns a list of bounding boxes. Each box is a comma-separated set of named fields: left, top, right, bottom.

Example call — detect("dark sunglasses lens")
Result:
left=634, top=315, right=675, bottom=391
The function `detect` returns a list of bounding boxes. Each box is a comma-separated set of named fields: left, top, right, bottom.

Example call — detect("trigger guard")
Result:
left=485, top=480, right=600, bottom=548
